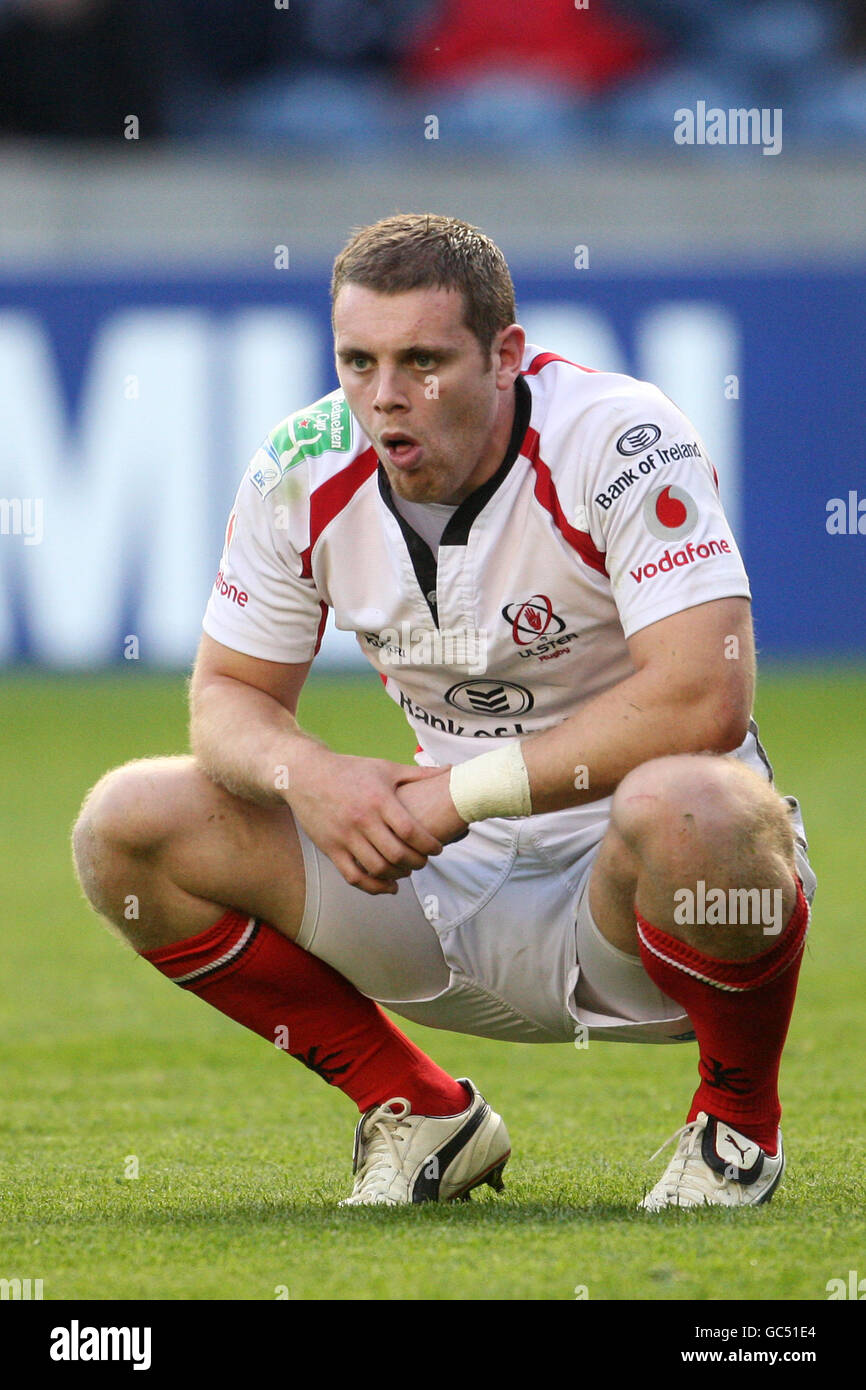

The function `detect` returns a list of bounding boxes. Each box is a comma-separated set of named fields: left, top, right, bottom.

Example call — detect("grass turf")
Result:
left=0, top=664, right=864, bottom=1301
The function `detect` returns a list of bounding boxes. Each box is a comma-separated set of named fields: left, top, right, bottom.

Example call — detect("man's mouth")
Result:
left=381, top=433, right=422, bottom=469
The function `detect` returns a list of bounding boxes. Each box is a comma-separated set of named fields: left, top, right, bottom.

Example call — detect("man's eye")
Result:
left=414, top=353, right=434, bottom=368
left=351, top=356, right=370, bottom=370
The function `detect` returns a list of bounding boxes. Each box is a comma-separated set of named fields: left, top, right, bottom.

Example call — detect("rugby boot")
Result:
left=340, top=1077, right=510, bottom=1205
left=639, top=1111, right=785, bottom=1210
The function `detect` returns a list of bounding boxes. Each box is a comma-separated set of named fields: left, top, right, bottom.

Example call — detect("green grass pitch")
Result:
left=1, top=664, right=864, bottom=1302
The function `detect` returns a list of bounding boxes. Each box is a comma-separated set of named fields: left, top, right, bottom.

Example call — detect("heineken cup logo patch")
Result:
left=277, top=397, right=353, bottom=463
left=250, top=396, right=353, bottom=496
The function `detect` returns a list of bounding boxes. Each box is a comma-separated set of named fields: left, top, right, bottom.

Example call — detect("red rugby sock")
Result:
left=636, top=882, right=810, bottom=1153
left=143, top=911, right=469, bottom=1116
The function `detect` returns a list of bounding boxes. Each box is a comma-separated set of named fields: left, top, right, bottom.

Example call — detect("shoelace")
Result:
left=354, top=1099, right=412, bottom=1189
left=647, top=1119, right=700, bottom=1165
left=646, top=1119, right=726, bottom=1203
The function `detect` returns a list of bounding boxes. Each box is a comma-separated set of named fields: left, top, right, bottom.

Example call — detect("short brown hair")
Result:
left=331, top=213, right=516, bottom=356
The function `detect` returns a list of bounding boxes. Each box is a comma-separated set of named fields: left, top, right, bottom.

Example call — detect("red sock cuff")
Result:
left=636, top=879, right=809, bottom=992
left=142, top=910, right=258, bottom=985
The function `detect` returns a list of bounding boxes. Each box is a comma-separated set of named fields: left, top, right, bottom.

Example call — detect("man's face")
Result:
left=334, top=283, right=522, bottom=505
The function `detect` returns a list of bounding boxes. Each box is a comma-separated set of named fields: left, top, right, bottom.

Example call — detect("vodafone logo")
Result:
left=213, top=570, right=249, bottom=607
left=643, top=484, right=698, bottom=541
left=224, top=510, right=237, bottom=555
left=630, top=537, right=732, bottom=585
left=501, top=594, right=566, bottom=646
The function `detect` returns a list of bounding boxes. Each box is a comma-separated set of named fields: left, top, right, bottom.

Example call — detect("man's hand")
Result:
left=394, top=767, right=468, bottom=847
left=287, top=745, right=446, bottom=895
left=190, top=637, right=450, bottom=897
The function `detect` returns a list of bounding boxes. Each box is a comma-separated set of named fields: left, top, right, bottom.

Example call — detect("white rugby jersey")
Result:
left=203, top=345, right=787, bottom=838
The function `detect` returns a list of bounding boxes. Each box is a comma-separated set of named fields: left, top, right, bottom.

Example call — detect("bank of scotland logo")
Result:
left=444, top=680, right=534, bottom=716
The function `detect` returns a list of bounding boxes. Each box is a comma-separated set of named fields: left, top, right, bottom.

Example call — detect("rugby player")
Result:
left=72, top=214, right=816, bottom=1208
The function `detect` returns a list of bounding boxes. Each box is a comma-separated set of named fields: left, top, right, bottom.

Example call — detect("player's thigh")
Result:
left=88, top=754, right=307, bottom=937
left=586, top=819, right=643, bottom=955
left=294, top=821, right=450, bottom=1000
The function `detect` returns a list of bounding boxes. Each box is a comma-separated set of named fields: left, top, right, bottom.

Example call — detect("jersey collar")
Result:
left=377, top=372, right=532, bottom=545
left=377, top=375, right=532, bottom=623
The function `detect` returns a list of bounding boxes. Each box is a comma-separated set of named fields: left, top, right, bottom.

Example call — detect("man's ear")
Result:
left=494, top=323, right=526, bottom=384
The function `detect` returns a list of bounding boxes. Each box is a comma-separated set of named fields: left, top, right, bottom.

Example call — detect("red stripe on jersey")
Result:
left=524, top=427, right=608, bottom=575
left=313, top=600, right=329, bottom=656
left=300, top=445, right=379, bottom=577
left=523, top=351, right=597, bottom=376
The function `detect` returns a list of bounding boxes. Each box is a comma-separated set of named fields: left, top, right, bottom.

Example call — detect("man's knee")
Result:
left=72, top=756, right=305, bottom=942
left=71, top=756, right=195, bottom=904
left=611, top=753, right=795, bottom=879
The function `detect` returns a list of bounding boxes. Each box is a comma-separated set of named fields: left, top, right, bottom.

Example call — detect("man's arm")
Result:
left=190, top=633, right=444, bottom=894
left=398, top=597, right=754, bottom=834
left=522, top=595, right=754, bottom=814
left=190, top=633, right=317, bottom=805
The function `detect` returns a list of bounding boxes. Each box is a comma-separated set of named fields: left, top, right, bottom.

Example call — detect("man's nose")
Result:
left=373, top=367, right=409, bottom=413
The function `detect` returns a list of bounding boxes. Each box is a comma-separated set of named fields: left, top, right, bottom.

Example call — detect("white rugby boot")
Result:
left=340, top=1078, right=511, bottom=1206
left=639, top=1111, right=785, bottom=1210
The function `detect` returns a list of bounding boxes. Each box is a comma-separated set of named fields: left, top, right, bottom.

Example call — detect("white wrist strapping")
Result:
left=448, top=742, right=533, bottom=823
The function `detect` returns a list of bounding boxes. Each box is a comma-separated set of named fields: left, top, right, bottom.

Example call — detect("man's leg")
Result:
left=588, top=752, right=809, bottom=1204
left=71, top=754, right=470, bottom=1117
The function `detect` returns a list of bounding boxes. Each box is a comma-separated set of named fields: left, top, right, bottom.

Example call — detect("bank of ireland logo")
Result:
left=501, top=594, right=566, bottom=647
left=616, top=423, right=661, bottom=456
left=444, top=680, right=535, bottom=716
left=643, top=484, right=698, bottom=541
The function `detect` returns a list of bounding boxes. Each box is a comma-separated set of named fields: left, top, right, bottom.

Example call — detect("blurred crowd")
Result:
left=1, top=0, right=865, bottom=151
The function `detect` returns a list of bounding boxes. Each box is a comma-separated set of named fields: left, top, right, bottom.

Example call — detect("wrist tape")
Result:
left=448, top=742, right=533, bottom=823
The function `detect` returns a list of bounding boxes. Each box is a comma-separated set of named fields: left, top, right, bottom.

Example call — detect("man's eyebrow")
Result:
left=335, top=344, right=453, bottom=360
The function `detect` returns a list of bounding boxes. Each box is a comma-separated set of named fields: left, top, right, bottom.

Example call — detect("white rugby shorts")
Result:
left=294, top=799, right=816, bottom=1046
